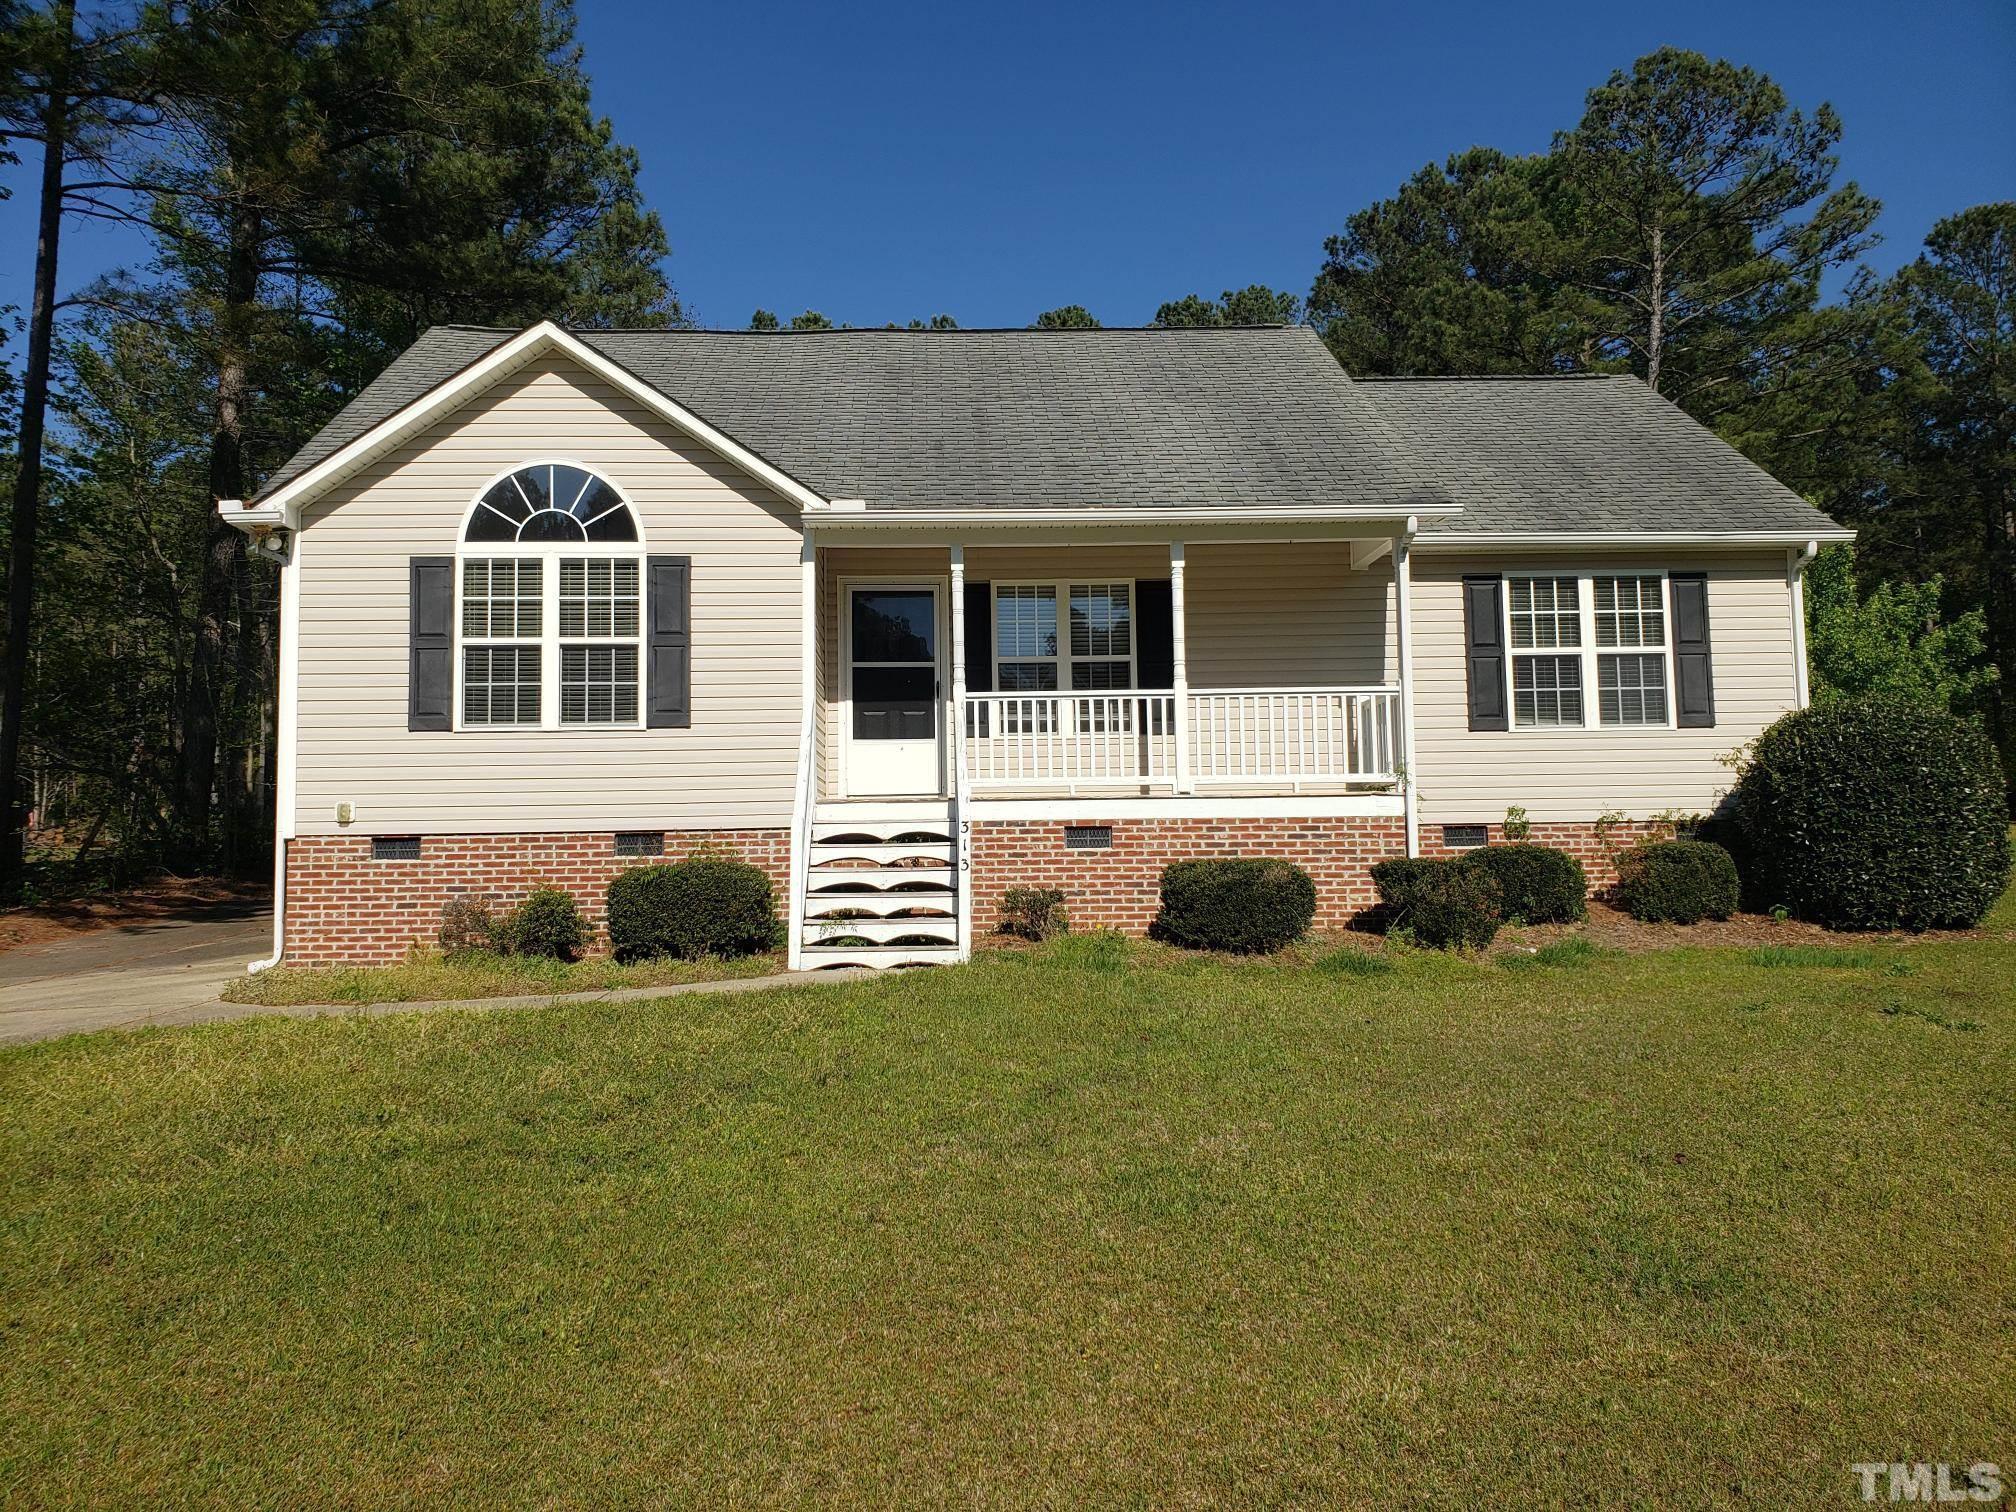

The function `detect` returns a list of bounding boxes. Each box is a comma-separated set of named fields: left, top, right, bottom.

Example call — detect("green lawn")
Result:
left=4, top=931, right=2012, bottom=1503
left=220, top=947, right=781, bottom=1006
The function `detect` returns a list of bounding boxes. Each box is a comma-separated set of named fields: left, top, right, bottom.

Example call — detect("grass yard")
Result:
left=3, top=930, right=2012, bottom=1503
left=219, top=947, right=782, bottom=1006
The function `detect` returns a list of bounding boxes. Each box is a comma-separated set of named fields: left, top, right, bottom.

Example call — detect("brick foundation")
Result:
left=969, top=816, right=1409, bottom=935
left=284, top=829, right=791, bottom=964
left=1417, top=819, right=1676, bottom=893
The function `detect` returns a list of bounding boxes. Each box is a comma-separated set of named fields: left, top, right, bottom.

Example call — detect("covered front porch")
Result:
left=813, top=534, right=1416, bottom=803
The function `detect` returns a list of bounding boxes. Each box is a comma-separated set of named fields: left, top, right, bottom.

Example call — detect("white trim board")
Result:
left=960, top=794, right=1405, bottom=821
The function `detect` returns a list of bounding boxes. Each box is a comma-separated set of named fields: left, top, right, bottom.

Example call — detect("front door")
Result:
left=845, top=584, right=944, bottom=796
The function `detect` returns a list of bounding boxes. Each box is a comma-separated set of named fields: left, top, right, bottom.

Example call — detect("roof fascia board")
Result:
left=804, top=514, right=1431, bottom=549
left=808, top=502, right=1457, bottom=528
left=256, top=322, right=829, bottom=525
left=1416, top=529, right=1854, bottom=548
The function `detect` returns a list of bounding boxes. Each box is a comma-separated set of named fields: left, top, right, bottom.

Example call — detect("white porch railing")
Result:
left=963, top=693, right=1178, bottom=788
left=960, top=686, right=1399, bottom=791
left=1188, top=687, right=1398, bottom=785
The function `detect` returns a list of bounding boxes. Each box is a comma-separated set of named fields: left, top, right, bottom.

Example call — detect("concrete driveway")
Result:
left=0, top=897, right=271, bottom=1044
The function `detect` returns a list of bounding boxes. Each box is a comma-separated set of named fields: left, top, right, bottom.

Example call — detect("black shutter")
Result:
left=408, top=557, right=453, bottom=731
left=1461, top=575, right=1508, bottom=731
left=963, top=580, right=992, bottom=692
left=647, top=555, right=691, bottom=728
left=1670, top=572, right=1715, bottom=728
left=1136, top=579, right=1174, bottom=689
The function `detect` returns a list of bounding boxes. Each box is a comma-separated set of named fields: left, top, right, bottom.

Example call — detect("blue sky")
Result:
left=3, top=0, right=2013, bottom=332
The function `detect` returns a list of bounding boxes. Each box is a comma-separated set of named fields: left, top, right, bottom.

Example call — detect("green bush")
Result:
left=495, top=887, right=586, bottom=961
left=1371, top=857, right=1502, bottom=950
left=1460, top=843, right=1586, bottom=924
left=606, top=858, right=779, bottom=962
left=1615, top=840, right=1739, bottom=924
left=1152, top=858, right=1316, bottom=953
left=999, top=886, right=1069, bottom=940
left=438, top=893, right=500, bottom=955
left=1727, top=695, right=2011, bottom=930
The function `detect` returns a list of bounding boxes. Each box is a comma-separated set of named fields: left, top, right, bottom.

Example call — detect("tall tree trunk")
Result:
left=0, top=0, right=74, bottom=902
left=178, top=207, right=260, bottom=870
left=1645, top=218, right=1665, bottom=395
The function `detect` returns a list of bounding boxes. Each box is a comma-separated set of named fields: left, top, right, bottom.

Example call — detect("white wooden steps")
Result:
left=799, top=802, right=961, bottom=969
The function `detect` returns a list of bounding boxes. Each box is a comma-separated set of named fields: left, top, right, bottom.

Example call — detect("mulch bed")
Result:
left=0, top=877, right=270, bottom=954
left=1489, top=900, right=1998, bottom=956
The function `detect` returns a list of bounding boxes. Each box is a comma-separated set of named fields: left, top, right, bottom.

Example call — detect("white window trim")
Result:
left=989, top=578, right=1140, bottom=694
left=452, top=461, right=647, bottom=732
left=1501, top=567, right=1678, bottom=732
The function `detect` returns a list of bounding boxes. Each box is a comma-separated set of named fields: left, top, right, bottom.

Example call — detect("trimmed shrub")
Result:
left=1371, top=857, right=1502, bottom=950
left=496, top=887, right=586, bottom=961
left=999, top=886, right=1068, bottom=940
left=1727, top=695, right=2011, bottom=931
left=438, top=893, right=500, bottom=955
left=1152, top=858, right=1316, bottom=953
left=1461, top=843, right=1586, bottom=924
left=1615, top=839, right=1739, bottom=924
left=607, top=858, right=779, bottom=962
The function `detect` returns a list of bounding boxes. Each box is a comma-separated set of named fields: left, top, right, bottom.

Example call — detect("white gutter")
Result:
left=804, top=502, right=1459, bottom=528
left=1416, top=529, right=1855, bottom=547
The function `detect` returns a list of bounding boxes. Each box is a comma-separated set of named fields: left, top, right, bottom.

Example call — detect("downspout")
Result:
left=1788, top=539, right=1817, bottom=709
left=787, top=532, right=818, bottom=971
left=246, top=514, right=299, bottom=971
left=948, top=544, right=972, bottom=962
left=1394, top=518, right=1420, bottom=857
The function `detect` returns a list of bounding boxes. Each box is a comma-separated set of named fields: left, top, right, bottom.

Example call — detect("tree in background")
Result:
left=0, top=0, right=156, bottom=898
left=1033, top=305, right=1100, bottom=329
left=1309, top=49, right=1883, bottom=504
left=1153, top=285, right=1301, bottom=327
left=1309, top=147, right=1586, bottom=375
left=1849, top=204, right=2016, bottom=772
left=1804, top=545, right=1994, bottom=718
left=6, top=0, right=679, bottom=890
left=748, top=309, right=779, bottom=330
left=788, top=310, right=832, bottom=330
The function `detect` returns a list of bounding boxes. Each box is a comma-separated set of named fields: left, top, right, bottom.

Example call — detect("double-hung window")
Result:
left=1508, top=575, right=1583, bottom=727
left=1504, top=571, right=1676, bottom=730
left=455, top=463, right=646, bottom=729
left=992, top=580, right=1135, bottom=732
left=1593, top=575, right=1668, bottom=726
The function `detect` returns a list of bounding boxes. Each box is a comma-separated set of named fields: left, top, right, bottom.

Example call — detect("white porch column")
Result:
left=949, top=544, right=973, bottom=959
left=1170, top=541, right=1190, bottom=794
left=1393, top=527, right=1420, bottom=858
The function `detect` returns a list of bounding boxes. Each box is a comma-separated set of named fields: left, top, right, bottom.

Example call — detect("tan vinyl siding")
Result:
left=1408, top=549, right=1798, bottom=824
left=293, top=356, right=803, bottom=835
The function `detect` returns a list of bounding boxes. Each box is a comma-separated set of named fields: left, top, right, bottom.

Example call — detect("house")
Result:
left=219, top=321, right=1851, bottom=968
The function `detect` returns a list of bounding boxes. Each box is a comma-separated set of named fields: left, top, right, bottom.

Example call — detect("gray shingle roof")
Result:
left=1355, top=375, right=1846, bottom=538
left=260, top=325, right=1847, bottom=539
left=259, top=324, right=1446, bottom=514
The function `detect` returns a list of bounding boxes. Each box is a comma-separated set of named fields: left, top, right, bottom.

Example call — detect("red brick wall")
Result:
left=969, top=816, right=1408, bottom=936
left=1417, top=819, right=1674, bottom=892
left=284, top=830, right=791, bottom=965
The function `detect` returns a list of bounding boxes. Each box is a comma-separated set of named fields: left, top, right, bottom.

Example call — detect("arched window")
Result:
left=456, top=463, right=645, bottom=728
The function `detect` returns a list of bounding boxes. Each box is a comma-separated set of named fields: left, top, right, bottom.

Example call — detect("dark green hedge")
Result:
left=1371, top=857, right=1502, bottom=950
left=606, top=858, right=780, bottom=961
left=497, top=887, right=586, bottom=961
left=1727, top=696, right=2010, bottom=930
left=1615, top=840, right=1739, bottom=924
left=1461, top=843, right=1587, bottom=924
left=1153, top=858, right=1316, bottom=953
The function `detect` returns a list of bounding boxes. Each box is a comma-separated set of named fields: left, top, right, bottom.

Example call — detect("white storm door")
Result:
left=845, top=584, right=945, bottom=796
